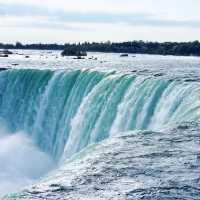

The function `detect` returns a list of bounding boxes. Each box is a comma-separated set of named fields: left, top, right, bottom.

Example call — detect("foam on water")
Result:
left=0, top=123, right=55, bottom=198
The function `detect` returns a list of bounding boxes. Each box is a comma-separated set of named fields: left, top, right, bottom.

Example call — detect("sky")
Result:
left=0, top=0, right=200, bottom=43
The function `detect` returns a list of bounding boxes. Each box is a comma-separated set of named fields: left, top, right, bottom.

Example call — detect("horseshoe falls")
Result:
left=1, top=52, right=200, bottom=199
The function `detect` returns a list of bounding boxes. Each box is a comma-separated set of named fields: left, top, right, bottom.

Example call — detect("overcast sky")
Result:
left=0, top=0, right=200, bottom=43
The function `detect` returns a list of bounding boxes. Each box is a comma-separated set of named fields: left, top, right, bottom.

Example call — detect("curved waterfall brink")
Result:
left=0, top=69, right=200, bottom=162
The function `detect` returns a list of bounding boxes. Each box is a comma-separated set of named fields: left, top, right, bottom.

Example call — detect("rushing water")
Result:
left=0, top=51, right=200, bottom=199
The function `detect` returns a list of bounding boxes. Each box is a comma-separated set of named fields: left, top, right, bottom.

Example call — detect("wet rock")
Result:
left=177, top=124, right=190, bottom=130
left=0, top=49, right=13, bottom=55
left=73, top=56, right=85, bottom=60
left=50, top=184, right=74, bottom=193
left=139, top=69, right=149, bottom=73
left=0, top=54, right=9, bottom=57
left=0, top=67, right=10, bottom=71
left=154, top=73, right=164, bottom=77
left=185, top=78, right=200, bottom=82
left=120, top=54, right=129, bottom=57
left=88, top=56, right=98, bottom=60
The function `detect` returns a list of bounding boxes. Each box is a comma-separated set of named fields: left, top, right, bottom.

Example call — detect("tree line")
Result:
left=0, top=41, right=200, bottom=56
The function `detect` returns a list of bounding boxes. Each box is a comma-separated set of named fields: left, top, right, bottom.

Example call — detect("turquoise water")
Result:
left=1, top=51, right=200, bottom=199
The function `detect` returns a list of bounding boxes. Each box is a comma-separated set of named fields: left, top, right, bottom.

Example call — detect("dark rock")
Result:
left=177, top=124, right=190, bottom=130
left=0, top=67, right=10, bottom=71
left=139, top=69, right=149, bottom=73
left=25, top=56, right=30, bottom=58
left=73, top=56, right=85, bottom=60
left=120, top=54, right=129, bottom=57
left=154, top=73, right=164, bottom=77
left=0, top=49, right=13, bottom=55
left=0, top=54, right=8, bottom=57
left=185, top=79, right=200, bottom=82
left=49, top=184, right=74, bottom=192
left=0, top=49, right=12, bottom=58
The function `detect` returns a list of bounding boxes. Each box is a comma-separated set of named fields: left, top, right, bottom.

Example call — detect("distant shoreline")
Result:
left=0, top=41, right=200, bottom=57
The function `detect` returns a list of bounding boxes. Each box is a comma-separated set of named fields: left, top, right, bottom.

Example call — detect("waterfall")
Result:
left=0, top=69, right=199, bottom=161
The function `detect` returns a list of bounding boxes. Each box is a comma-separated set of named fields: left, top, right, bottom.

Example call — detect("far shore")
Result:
left=0, top=40, right=200, bottom=57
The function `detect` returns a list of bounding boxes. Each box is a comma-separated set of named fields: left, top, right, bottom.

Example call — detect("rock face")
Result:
left=61, top=49, right=87, bottom=57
